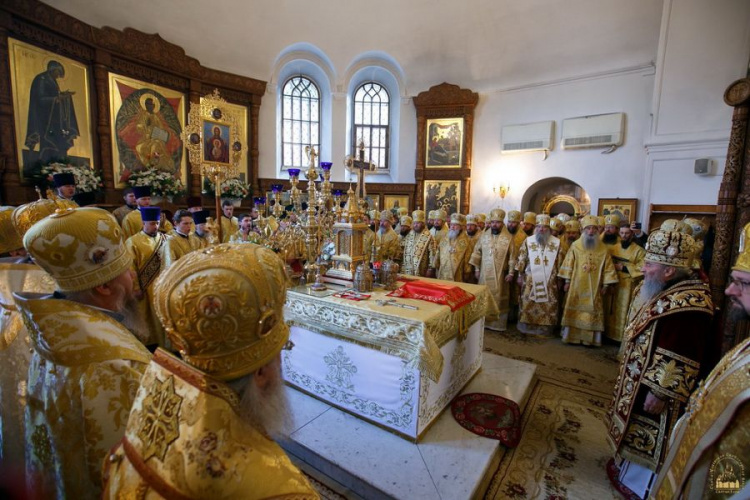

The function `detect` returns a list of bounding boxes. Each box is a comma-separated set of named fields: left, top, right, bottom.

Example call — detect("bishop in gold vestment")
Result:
left=605, top=226, right=646, bottom=344
left=558, top=216, right=618, bottom=347
left=375, top=210, right=401, bottom=262
left=103, top=244, right=318, bottom=499
left=401, top=210, right=436, bottom=276
left=469, top=209, right=513, bottom=331
left=17, top=207, right=151, bottom=499
left=433, top=213, right=472, bottom=282
left=515, top=215, right=566, bottom=335
left=126, top=207, right=167, bottom=348
left=430, top=209, right=448, bottom=246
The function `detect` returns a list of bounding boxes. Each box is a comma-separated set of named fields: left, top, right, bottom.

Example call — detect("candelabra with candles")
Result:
left=302, top=146, right=327, bottom=290
left=271, top=184, right=284, bottom=218
left=288, top=168, right=302, bottom=212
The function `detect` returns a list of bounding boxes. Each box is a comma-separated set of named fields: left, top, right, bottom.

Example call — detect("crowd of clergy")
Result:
left=0, top=171, right=746, bottom=499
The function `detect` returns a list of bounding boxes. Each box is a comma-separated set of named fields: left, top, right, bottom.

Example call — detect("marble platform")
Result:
left=280, top=352, right=537, bottom=499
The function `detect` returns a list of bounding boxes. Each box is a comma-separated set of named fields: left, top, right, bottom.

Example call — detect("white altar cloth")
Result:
left=283, top=279, right=494, bottom=440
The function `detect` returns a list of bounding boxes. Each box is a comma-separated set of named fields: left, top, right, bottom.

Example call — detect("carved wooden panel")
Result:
left=413, top=83, right=479, bottom=214
left=0, top=0, right=266, bottom=204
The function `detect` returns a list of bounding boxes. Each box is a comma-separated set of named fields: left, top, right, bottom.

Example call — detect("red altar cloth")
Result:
left=388, top=280, right=475, bottom=312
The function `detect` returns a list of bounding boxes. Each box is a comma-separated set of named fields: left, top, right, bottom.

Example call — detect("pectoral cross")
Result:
left=345, top=139, right=376, bottom=200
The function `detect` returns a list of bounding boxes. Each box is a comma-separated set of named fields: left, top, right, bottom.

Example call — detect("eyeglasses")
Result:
left=727, top=277, right=750, bottom=293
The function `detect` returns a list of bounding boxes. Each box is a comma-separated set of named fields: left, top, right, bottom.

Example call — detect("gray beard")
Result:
left=238, top=363, right=292, bottom=439
left=120, top=297, right=150, bottom=344
left=535, top=232, right=549, bottom=247
left=449, top=229, right=460, bottom=240
left=583, top=233, right=598, bottom=250
left=379, top=226, right=387, bottom=235
left=639, top=276, right=667, bottom=303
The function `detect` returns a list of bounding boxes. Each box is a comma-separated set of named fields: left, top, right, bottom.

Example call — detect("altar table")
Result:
left=282, top=278, right=496, bottom=441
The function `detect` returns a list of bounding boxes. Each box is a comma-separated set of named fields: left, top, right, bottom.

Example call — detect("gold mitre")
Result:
left=556, top=213, right=571, bottom=223
left=733, top=222, right=750, bottom=272
left=379, top=209, right=391, bottom=221
left=489, top=208, right=506, bottom=222
left=0, top=206, right=23, bottom=254
left=507, top=210, right=521, bottom=223
left=412, top=210, right=426, bottom=223
left=604, top=214, right=621, bottom=227
left=523, top=212, right=537, bottom=224
left=661, top=219, right=692, bottom=236
left=154, top=244, right=290, bottom=381
left=549, top=218, right=562, bottom=232
left=683, top=218, right=707, bottom=241
left=368, top=210, right=377, bottom=220
left=465, top=214, right=477, bottom=225
left=450, top=213, right=466, bottom=226
left=23, top=207, right=132, bottom=292
left=645, top=229, right=695, bottom=268
left=400, top=215, right=413, bottom=226
left=565, top=220, right=581, bottom=232
left=536, top=214, right=551, bottom=226
left=12, top=191, right=60, bottom=240
left=436, top=209, right=447, bottom=221
left=397, top=207, right=408, bottom=216
left=596, top=216, right=606, bottom=227
left=581, top=215, right=598, bottom=229
left=476, top=213, right=487, bottom=223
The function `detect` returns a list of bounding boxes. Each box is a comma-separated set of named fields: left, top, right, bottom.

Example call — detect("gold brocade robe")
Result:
left=606, top=279, right=713, bottom=472
left=121, top=209, right=174, bottom=241
left=400, top=230, right=437, bottom=277
left=605, top=241, right=646, bottom=342
left=469, top=228, right=512, bottom=319
left=558, top=238, right=618, bottom=333
left=0, top=261, right=55, bottom=465
left=15, top=294, right=151, bottom=499
left=653, top=338, right=750, bottom=499
left=163, top=231, right=208, bottom=268
left=220, top=216, right=239, bottom=243
left=103, top=350, right=319, bottom=499
left=515, top=236, right=566, bottom=329
left=126, top=231, right=167, bottom=347
left=431, top=225, right=448, bottom=247
left=508, top=230, right=528, bottom=308
left=376, top=227, right=401, bottom=262
left=112, top=204, right=135, bottom=225
left=434, top=232, right=472, bottom=282
left=229, top=230, right=263, bottom=244
left=363, top=228, right=376, bottom=263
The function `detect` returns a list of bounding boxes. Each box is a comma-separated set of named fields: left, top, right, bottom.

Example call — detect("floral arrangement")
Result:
left=319, top=239, right=336, bottom=263
left=40, top=161, right=103, bottom=193
left=127, top=168, right=186, bottom=198
left=203, top=177, right=251, bottom=199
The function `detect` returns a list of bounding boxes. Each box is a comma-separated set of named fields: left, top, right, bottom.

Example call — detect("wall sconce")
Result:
left=493, top=182, right=510, bottom=199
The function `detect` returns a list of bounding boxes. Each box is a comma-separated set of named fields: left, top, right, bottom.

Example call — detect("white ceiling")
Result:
left=47, top=0, right=663, bottom=94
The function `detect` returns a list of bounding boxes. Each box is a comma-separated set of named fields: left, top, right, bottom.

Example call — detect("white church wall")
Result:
left=642, top=0, right=750, bottom=224
left=469, top=68, right=655, bottom=219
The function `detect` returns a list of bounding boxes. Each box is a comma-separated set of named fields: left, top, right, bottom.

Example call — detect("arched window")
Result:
left=282, top=76, right=320, bottom=168
left=352, top=82, right=389, bottom=170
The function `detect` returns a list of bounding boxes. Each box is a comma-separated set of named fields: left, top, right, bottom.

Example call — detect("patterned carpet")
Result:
left=482, top=328, right=623, bottom=500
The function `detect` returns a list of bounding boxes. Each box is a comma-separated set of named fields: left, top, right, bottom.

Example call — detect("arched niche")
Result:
left=521, top=177, right=590, bottom=216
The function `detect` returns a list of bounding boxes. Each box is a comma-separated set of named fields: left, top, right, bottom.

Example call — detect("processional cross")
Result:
left=345, top=139, right=376, bottom=202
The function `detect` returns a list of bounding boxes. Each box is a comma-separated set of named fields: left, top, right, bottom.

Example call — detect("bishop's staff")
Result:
left=182, top=89, right=244, bottom=243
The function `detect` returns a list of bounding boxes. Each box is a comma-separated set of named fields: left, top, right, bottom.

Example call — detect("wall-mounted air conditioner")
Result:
left=501, top=121, right=555, bottom=156
left=561, top=112, right=625, bottom=152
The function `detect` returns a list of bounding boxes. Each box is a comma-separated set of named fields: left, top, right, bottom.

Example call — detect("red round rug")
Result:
left=451, top=393, right=521, bottom=447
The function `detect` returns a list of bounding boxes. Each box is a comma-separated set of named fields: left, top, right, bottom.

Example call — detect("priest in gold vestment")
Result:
left=605, top=224, right=646, bottom=344
left=430, top=208, right=448, bottom=246
left=163, top=209, right=209, bottom=268
left=401, top=210, right=437, bottom=276
left=121, top=186, right=173, bottom=240
left=16, top=207, right=151, bottom=499
left=515, top=214, right=566, bottom=335
left=558, top=215, right=619, bottom=347
left=375, top=209, right=401, bottom=262
left=469, top=208, right=513, bottom=331
left=432, top=213, right=472, bottom=282
left=103, top=244, right=318, bottom=499
left=126, top=206, right=167, bottom=348
left=605, top=229, right=713, bottom=499
left=653, top=226, right=750, bottom=499
left=220, top=198, right=239, bottom=243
